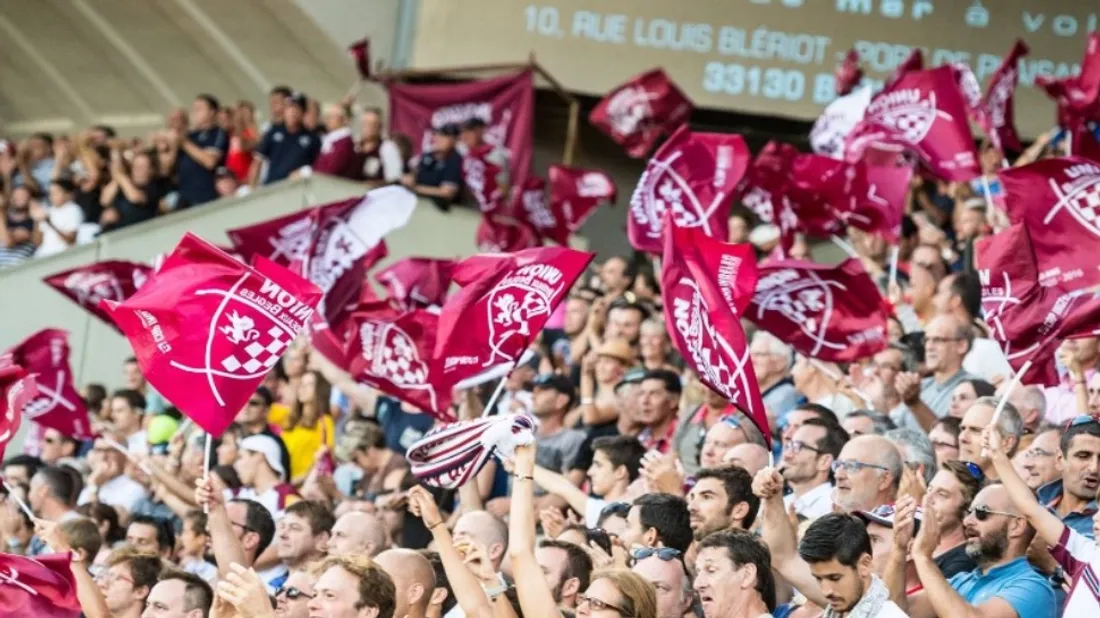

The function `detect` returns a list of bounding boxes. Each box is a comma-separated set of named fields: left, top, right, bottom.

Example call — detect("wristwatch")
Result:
left=482, top=573, right=509, bottom=600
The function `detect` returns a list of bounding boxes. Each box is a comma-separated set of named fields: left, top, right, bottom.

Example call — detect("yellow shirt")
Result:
left=269, top=404, right=335, bottom=483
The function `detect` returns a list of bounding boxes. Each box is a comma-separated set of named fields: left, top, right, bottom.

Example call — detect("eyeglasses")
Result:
left=968, top=505, right=1020, bottom=521
left=931, top=440, right=958, bottom=451
left=578, top=595, right=629, bottom=615
left=925, top=336, right=963, bottom=345
left=229, top=520, right=255, bottom=534
left=599, top=502, right=630, bottom=519
left=831, top=460, right=888, bottom=474
left=95, top=570, right=134, bottom=586
left=783, top=440, right=823, bottom=455
left=275, top=586, right=315, bottom=600
left=632, top=547, right=682, bottom=562
left=1025, top=447, right=1056, bottom=459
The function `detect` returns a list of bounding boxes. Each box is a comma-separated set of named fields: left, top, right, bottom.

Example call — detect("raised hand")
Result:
left=407, top=485, right=444, bottom=529
left=752, top=467, right=784, bottom=500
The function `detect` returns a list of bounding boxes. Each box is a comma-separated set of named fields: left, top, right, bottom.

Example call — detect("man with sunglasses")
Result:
left=901, top=484, right=1056, bottom=618
left=275, top=569, right=317, bottom=618
left=632, top=547, right=693, bottom=618
left=1035, top=416, right=1100, bottom=539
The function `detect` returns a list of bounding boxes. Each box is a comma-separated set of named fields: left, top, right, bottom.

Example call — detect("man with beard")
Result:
left=1036, top=417, right=1100, bottom=539
left=781, top=418, right=846, bottom=519
left=901, top=485, right=1056, bottom=618
left=686, top=466, right=759, bottom=541
left=798, top=513, right=908, bottom=618
left=832, top=435, right=902, bottom=513
left=693, top=529, right=776, bottom=618
left=893, top=314, right=975, bottom=431
left=957, top=398, right=1024, bottom=481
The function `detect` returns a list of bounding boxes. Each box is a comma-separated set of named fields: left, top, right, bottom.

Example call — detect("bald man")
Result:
left=375, top=548, right=436, bottom=618
left=722, top=443, right=771, bottom=477
left=451, top=510, right=508, bottom=572
left=831, top=435, right=902, bottom=512
left=328, top=511, right=390, bottom=557
left=893, top=314, right=975, bottom=431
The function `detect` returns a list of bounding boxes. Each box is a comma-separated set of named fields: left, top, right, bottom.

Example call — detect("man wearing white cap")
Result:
left=231, top=434, right=301, bottom=519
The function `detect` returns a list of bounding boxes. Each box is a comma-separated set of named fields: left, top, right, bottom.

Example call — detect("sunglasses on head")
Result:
left=1066, top=414, right=1100, bottom=429
left=632, top=547, right=682, bottom=562
left=275, top=586, right=315, bottom=600
left=600, top=502, right=630, bottom=519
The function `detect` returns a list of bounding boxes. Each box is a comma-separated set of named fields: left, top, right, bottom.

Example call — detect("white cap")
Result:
left=240, top=434, right=286, bottom=480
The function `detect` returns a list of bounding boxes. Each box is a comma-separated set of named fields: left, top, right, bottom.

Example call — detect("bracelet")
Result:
left=513, top=475, right=534, bottom=481
left=428, top=521, right=445, bottom=530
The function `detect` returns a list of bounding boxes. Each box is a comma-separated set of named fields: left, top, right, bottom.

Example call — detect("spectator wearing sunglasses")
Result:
left=276, top=569, right=317, bottom=618
left=1035, top=416, right=1100, bottom=540
left=832, top=435, right=903, bottom=513
left=1020, top=426, right=1064, bottom=491
left=957, top=397, right=1024, bottom=482
left=620, top=493, right=692, bottom=554
left=781, top=417, right=847, bottom=520
left=797, top=513, right=908, bottom=618
left=905, top=482, right=1056, bottom=618
left=631, top=547, right=693, bottom=618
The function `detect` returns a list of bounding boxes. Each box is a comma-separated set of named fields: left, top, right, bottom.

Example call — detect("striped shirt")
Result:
left=1051, top=525, right=1100, bottom=618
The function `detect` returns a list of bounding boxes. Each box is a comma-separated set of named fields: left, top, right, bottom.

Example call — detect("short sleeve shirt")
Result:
left=948, top=557, right=1056, bottom=618
left=257, top=126, right=321, bottom=184
left=177, top=127, right=228, bottom=206
left=535, top=428, right=587, bottom=473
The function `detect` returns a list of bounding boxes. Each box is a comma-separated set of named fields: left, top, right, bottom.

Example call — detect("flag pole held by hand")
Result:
left=1, top=479, right=35, bottom=521
left=991, top=360, right=1031, bottom=425
left=202, top=432, right=213, bottom=514
left=887, top=246, right=899, bottom=290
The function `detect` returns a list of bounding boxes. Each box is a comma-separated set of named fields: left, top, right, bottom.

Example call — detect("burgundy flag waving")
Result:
left=539, top=165, right=617, bottom=245
left=660, top=219, right=769, bottom=445
left=999, top=157, right=1100, bottom=292
left=589, top=68, right=693, bottom=159
left=0, top=553, right=82, bottom=618
left=1035, top=33, right=1100, bottom=128
left=845, top=66, right=980, bottom=182
left=628, top=125, right=750, bottom=254
left=43, top=260, right=152, bottom=333
left=349, top=307, right=453, bottom=420
left=102, top=234, right=322, bottom=436
left=463, top=143, right=507, bottom=214
left=885, top=48, right=924, bottom=89
left=737, top=141, right=800, bottom=255
left=747, top=259, right=889, bottom=362
left=375, top=258, right=456, bottom=309
left=0, top=361, right=37, bottom=457
left=979, top=40, right=1029, bottom=153
left=1, top=330, right=90, bottom=440
left=788, top=155, right=909, bottom=240
left=476, top=215, right=541, bottom=253
left=348, top=39, right=371, bottom=80
left=435, top=247, right=594, bottom=389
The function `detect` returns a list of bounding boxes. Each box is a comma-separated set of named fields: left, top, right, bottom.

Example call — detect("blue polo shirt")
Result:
left=948, top=557, right=1056, bottom=618
left=177, top=126, right=227, bottom=207
left=1037, top=479, right=1099, bottom=540
left=257, top=125, right=321, bottom=184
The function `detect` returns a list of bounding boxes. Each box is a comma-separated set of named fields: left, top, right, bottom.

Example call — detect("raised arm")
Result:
left=509, top=445, right=566, bottom=618
left=194, top=475, right=249, bottom=578
left=983, top=427, right=1066, bottom=545
left=751, top=468, right=828, bottom=608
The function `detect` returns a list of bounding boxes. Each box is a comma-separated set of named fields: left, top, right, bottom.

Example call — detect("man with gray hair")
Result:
left=1004, top=384, right=1046, bottom=433
left=957, top=396, right=1023, bottom=481
left=885, top=427, right=938, bottom=486
left=749, top=331, right=802, bottom=419
left=842, top=409, right=896, bottom=437
left=831, top=435, right=903, bottom=512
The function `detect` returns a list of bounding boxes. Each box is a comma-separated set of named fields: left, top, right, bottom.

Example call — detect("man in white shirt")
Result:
left=781, top=418, right=843, bottom=519
left=78, top=434, right=148, bottom=515
left=109, top=389, right=148, bottom=454
left=32, top=177, right=83, bottom=257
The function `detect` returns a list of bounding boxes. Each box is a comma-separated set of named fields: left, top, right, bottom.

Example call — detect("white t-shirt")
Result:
left=78, top=474, right=149, bottom=512
left=784, top=482, right=834, bottom=520
left=35, top=202, right=84, bottom=257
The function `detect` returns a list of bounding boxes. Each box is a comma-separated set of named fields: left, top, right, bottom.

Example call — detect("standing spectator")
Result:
left=694, top=530, right=776, bottom=618
left=459, top=117, right=510, bottom=197
left=99, top=146, right=163, bottom=232
left=686, top=466, right=760, bottom=539
left=250, top=92, right=320, bottom=186
left=313, top=103, right=360, bottom=180
left=265, top=85, right=293, bottom=130
left=233, top=434, right=301, bottom=518
left=0, top=186, right=39, bottom=268
left=168, top=94, right=228, bottom=208
left=214, top=166, right=248, bottom=199
left=32, top=177, right=84, bottom=257
left=358, top=107, right=405, bottom=187
left=269, top=500, right=334, bottom=590
left=269, top=370, right=335, bottom=484
left=78, top=434, right=149, bottom=517
left=636, top=370, right=681, bottom=454
left=402, top=124, right=462, bottom=211
left=225, top=100, right=258, bottom=182
left=781, top=417, right=845, bottom=519
left=13, top=133, right=56, bottom=194
left=893, top=314, right=976, bottom=431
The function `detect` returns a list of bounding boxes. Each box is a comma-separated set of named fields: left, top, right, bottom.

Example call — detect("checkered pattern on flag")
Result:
left=407, top=414, right=535, bottom=488
left=0, top=330, right=90, bottom=440
left=660, top=217, right=770, bottom=447
left=0, top=362, right=37, bottom=459
left=101, top=233, right=322, bottom=436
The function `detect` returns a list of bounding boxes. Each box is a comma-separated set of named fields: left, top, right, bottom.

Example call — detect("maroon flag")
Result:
left=435, top=247, right=594, bottom=389
left=0, top=552, right=82, bottom=618
left=387, top=70, right=535, bottom=187
left=375, top=258, right=456, bottom=309
left=349, top=307, right=452, bottom=419
left=999, top=157, right=1100, bottom=292
left=845, top=66, right=980, bottom=182
left=475, top=215, right=541, bottom=253
left=738, top=141, right=800, bottom=254
left=835, top=49, right=863, bottom=96
left=951, top=63, right=985, bottom=122
left=628, top=125, right=750, bottom=254
left=589, top=68, right=693, bottom=159
left=885, top=48, right=924, bottom=89
left=788, top=155, right=910, bottom=240
left=348, top=39, right=371, bottom=80
left=747, top=259, right=889, bottom=362
left=1072, top=123, right=1100, bottom=163
left=540, top=165, right=617, bottom=245
left=43, top=260, right=153, bottom=333
left=463, top=143, right=506, bottom=214
left=1035, top=33, right=1100, bottom=128
left=979, top=40, right=1029, bottom=153
left=0, top=362, right=37, bottom=458
left=102, top=234, right=322, bottom=436
left=660, top=220, right=769, bottom=445
left=1, top=330, right=90, bottom=440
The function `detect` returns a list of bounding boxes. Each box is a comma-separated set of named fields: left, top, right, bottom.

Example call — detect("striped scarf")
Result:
left=407, top=414, right=535, bottom=488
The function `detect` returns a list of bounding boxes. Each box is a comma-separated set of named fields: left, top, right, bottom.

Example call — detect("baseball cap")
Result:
left=854, top=504, right=922, bottom=535
left=462, top=117, right=488, bottom=131
left=532, top=373, right=576, bottom=407
left=240, top=434, right=286, bottom=480
left=434, top=123, right=460, bottom=138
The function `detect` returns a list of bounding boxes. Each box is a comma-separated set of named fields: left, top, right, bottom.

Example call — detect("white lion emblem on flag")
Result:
left=359, top=319, right=435, bottom=410
left=873, top=91, right=951, bottom=145
left=484, top=265, right=565, bottom=367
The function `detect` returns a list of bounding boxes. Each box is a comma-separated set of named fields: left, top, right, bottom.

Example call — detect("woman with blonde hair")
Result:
left=270, top=369, right=335, bottom=483
left=510, top=443, right=657, bottom=618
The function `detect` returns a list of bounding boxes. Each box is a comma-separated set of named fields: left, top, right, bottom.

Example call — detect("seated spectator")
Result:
left=358, top=107, right=406, bottom=187
left=32, top=177, right=83, bottom=257
left=0, top=185, right=39, bottom=268
left=402, top=124, right=462, bottom=211
left=250, top=91, right=320, bottom=186
left=313, top=102, right=360, bottom=180
left=99, top=146, right=164, bottom=232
